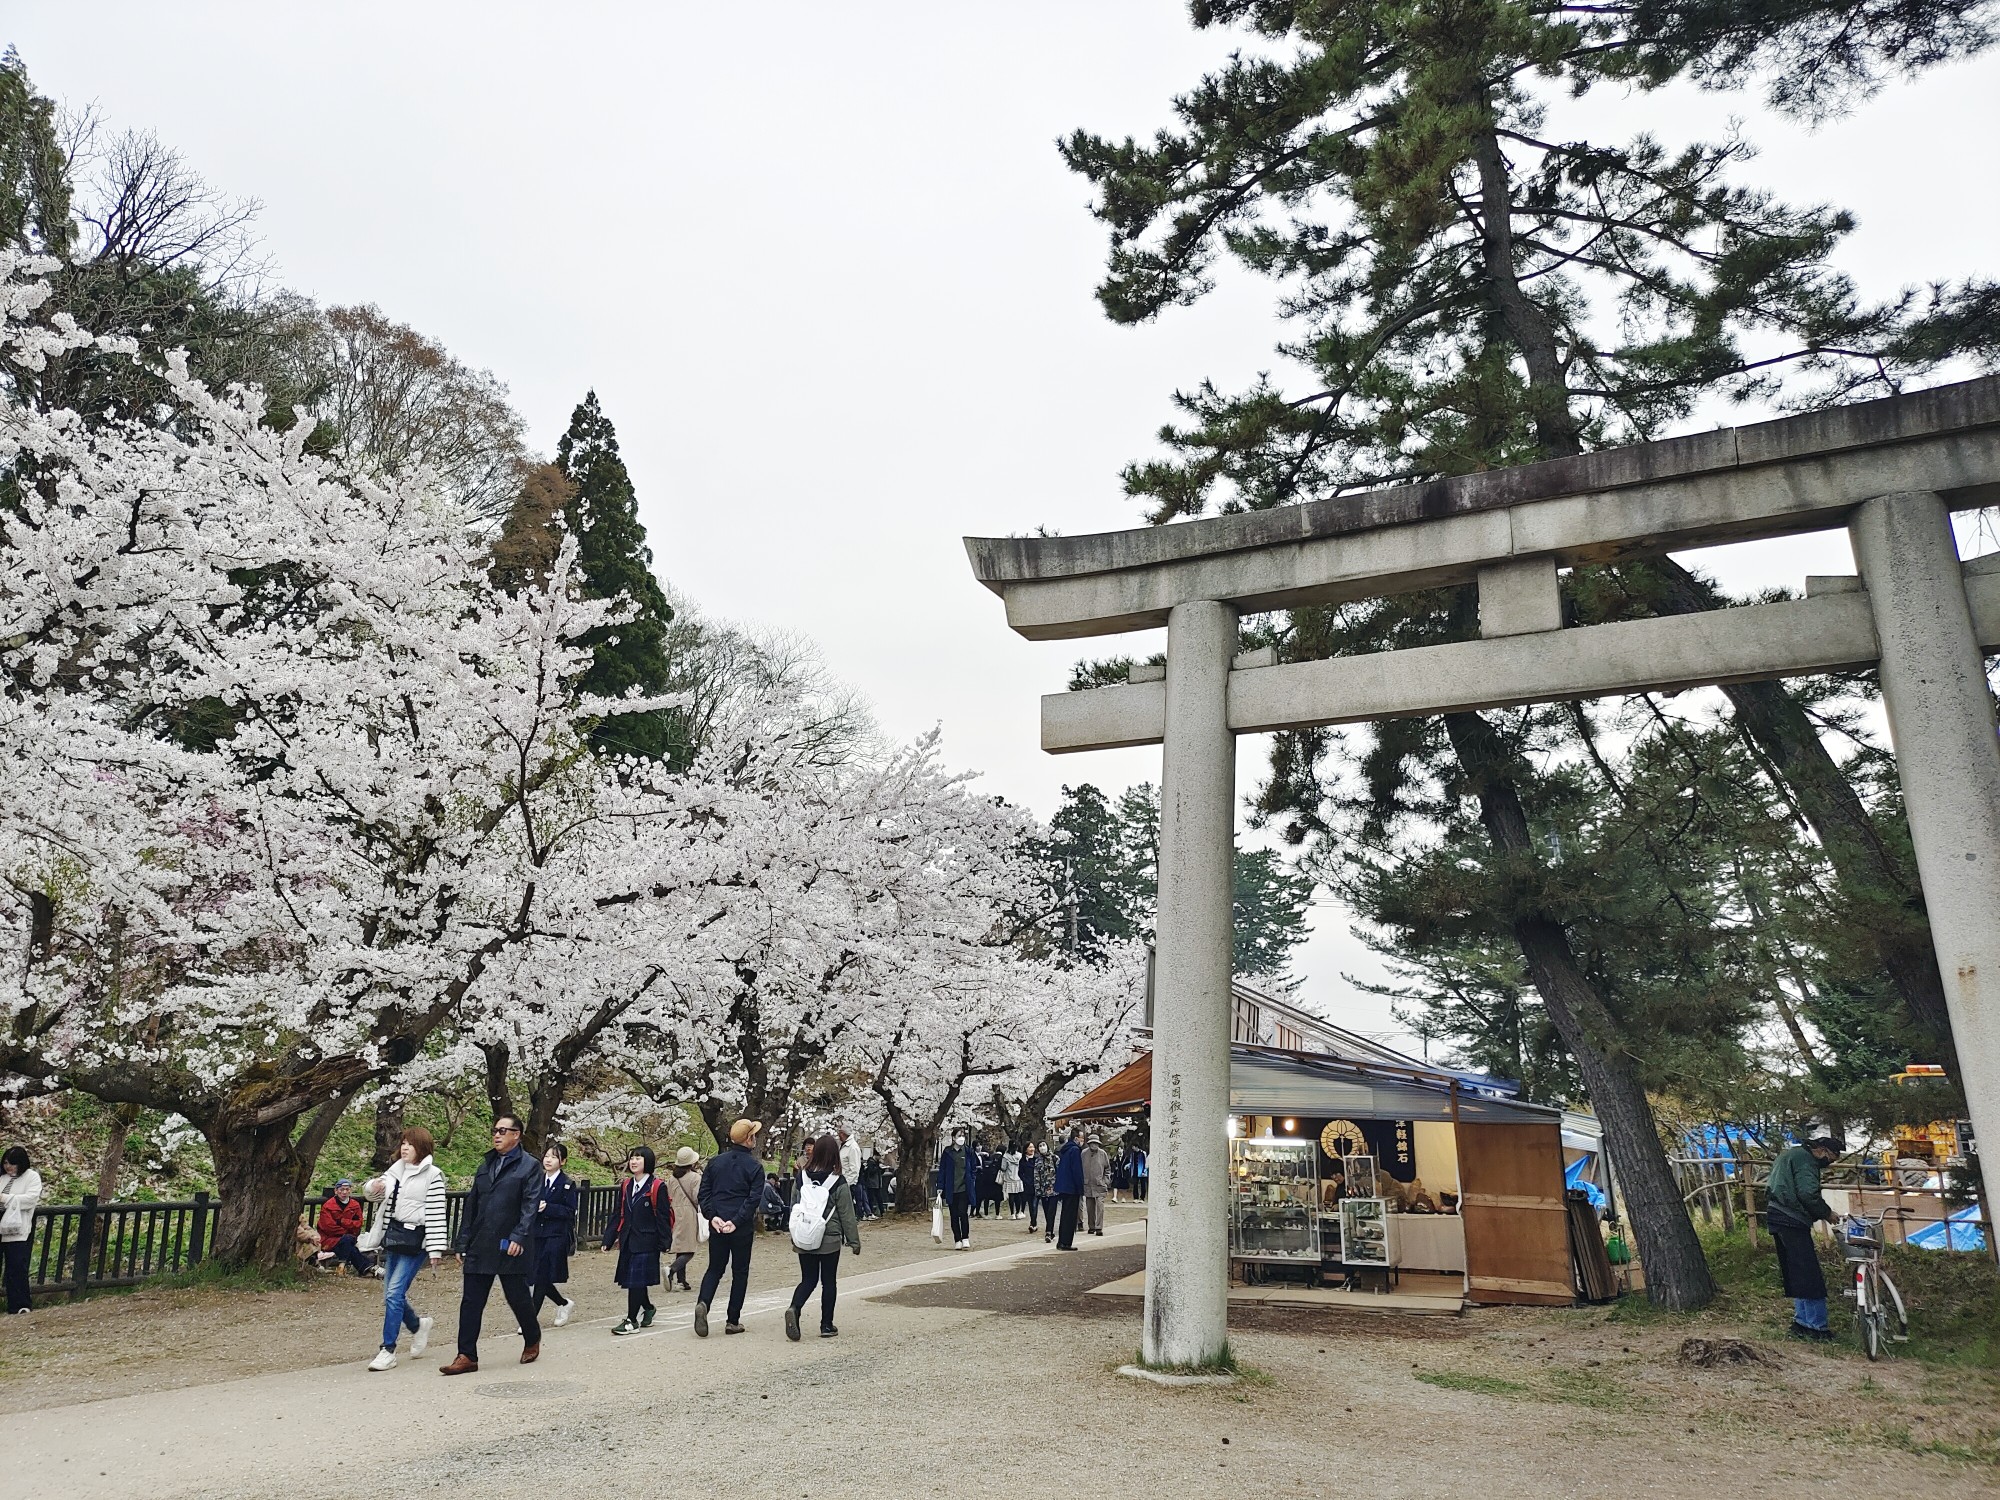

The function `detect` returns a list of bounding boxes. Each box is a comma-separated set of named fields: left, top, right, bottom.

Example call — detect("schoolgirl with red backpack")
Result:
left=603, top=1145, right=672, bottom=1334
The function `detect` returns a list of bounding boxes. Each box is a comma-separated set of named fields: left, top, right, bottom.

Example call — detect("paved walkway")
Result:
left=12, top=1220, right=1148, bottom=1500
left=11, top=1211, right=1993, bottom=1500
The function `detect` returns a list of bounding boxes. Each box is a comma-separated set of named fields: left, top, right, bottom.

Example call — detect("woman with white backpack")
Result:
left=784, top=1132, right=860, bottom=1342
left=359, top=1126, right=450, bottom=1371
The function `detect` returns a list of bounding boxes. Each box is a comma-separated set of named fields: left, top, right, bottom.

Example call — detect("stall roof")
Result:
left=1061, top=1051, right=1153, bottom=1120
left=1056, top=1043, right=1571, bottom=1129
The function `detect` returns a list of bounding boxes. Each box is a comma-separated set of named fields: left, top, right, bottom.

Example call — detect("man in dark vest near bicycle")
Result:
left=1766, top=1134, right=1840, bottom=1342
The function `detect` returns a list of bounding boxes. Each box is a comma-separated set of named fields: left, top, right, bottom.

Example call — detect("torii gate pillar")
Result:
left=1851, top=492, right=2000, bottom=1182
left=1143, top=600, right=1237, bottom=1368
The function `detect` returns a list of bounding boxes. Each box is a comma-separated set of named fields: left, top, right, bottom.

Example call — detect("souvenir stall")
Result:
left=1060, top=1042, right=1598, bottom=1306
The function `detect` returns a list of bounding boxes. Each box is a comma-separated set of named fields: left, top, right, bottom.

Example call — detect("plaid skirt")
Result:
left=613, top=1245, right=662, bottom=1289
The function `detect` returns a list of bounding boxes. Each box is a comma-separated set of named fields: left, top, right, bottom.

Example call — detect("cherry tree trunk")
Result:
left=369, top=1096, right=405, bottom=1172
left=205, top=1121, right=317, bottom=1270
left=894, top=1123, right=940, bottom=1213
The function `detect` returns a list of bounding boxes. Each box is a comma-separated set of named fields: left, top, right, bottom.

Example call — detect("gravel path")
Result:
left=0, top=1202, right=1072, bottom=1414
left=5, top=1203, right=1995, bottom=1499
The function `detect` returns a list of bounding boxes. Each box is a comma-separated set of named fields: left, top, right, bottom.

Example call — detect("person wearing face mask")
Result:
left=934, top=1129, right=979, bottom=1250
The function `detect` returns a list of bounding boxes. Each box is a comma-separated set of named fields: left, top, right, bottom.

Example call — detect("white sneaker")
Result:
left=554, top=1302, right=572, bottom=1328
left=410, top=1316, right=432, bottom=1356
left=368, top=1348, right=397, bottom=1372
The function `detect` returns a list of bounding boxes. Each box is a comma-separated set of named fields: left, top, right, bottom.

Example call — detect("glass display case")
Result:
left=1230, top=1137, right=1321, bottom=1261
left=1340, top=1197, right=1391, bottom=1266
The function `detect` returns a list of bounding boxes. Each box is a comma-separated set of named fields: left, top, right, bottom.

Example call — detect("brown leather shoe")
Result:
left=519, top=1343, right=540, bottom=1364
left=439, top=1355, right=478, bottom=1376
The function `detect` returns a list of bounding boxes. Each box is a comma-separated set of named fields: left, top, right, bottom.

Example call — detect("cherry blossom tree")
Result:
left=612, top=718, right=1038, bottom=1142
left=0, top=253, right=676, bottom=1264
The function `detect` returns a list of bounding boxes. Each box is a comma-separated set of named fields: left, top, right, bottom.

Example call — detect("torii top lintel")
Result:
left=963, top=375, right=2000, bottom=642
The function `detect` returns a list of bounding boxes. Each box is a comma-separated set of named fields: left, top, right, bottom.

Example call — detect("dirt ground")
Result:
left=4, top=1204, right=1996, bottom=1499
left=0, top=1202, right=1019, bottom=1412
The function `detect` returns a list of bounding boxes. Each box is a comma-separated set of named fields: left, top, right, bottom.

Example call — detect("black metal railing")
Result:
left=21, top=1182, right=624, bottom=1297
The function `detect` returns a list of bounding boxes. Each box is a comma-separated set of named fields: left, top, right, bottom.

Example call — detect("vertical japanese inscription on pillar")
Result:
left=1166, top=1071, right=1183, bottom=1207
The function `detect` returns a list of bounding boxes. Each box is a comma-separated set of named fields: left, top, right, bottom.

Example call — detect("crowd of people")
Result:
left=936, top=1133, right=1147, bottom=1228
left=931, top=1126, right=1140, bottom=1251
left=345, top=1113, right=884, bottom=1373
left=0, top=1113, right=1134, bottom=1352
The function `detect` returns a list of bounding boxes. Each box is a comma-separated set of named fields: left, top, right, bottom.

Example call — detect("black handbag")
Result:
left=379, top=1178, right=429, bottom=1255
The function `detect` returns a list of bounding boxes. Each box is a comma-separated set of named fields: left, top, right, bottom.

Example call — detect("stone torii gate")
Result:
left=966, top=375, right=2000, bottom=1367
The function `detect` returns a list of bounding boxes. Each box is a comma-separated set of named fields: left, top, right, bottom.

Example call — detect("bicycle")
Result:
left=1840, top=1213, right=1908, bottom=1360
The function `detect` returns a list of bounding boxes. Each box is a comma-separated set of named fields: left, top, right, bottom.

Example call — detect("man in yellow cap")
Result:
left=694, top=1118, right=767, bottom=1336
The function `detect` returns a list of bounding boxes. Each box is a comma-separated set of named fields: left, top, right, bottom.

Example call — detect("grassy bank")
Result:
left=1600, top=1224, right=2000, bottom=1367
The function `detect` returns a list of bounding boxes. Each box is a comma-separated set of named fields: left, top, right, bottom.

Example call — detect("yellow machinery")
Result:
left=1884, top=1066, right=1969, bottom=1181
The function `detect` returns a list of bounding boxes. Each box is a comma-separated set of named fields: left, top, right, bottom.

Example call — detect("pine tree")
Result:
left=550, top=392, right=682, bottom=765
left=1061, top=0, right=1998, bottom=1308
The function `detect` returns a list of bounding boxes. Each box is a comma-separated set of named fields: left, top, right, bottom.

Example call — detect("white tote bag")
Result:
left=930, top=1194, right=945, bottom=1243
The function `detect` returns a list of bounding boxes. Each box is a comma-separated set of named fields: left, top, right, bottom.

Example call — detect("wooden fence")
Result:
left=21, top=1183, right=624, bottom=1297
left=1669, top=1154, right=1992, bottom=1252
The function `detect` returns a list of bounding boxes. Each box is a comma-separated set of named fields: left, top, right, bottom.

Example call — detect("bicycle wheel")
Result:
left=1860, top=1305, right=1883, bottom=1360
left=1880, top=1270, right=1908, bottom=1338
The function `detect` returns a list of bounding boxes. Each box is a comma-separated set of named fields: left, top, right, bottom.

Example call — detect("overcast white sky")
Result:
left=10, top=5, right=1997, bottom=1048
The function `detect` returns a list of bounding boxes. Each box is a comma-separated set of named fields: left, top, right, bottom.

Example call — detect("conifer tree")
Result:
left=550, top=391, right=682, bottom=765
left=1061, top=0, right=1997, bottom=1308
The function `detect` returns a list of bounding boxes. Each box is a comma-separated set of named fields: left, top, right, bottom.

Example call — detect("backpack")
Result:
left=789, top=1171, right=838, bottom=1251
left=614, top=1177, right=665, bottom=1244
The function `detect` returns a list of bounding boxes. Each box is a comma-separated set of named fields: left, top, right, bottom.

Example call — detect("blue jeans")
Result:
left=1793, top=1296, right=1829, bottom=1331
left=380, top=1251, right=425, bottom=1349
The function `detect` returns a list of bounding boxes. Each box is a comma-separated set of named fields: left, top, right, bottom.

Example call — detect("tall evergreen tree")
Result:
left=1061, top=0, right=1997, bottom=1307
left=1033, top=781, right=1316, bottom=980
left=549, top=391, right=681, bottom=765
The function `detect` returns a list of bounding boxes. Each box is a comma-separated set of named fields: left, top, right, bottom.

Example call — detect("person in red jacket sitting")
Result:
left=317, top=1180, right=376, bottom=1277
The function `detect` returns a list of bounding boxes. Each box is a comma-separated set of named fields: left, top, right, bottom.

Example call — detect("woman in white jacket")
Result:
left=360, top=1126, right=450, bottom=1370
left=0, top=1146, right=42, bottom=1314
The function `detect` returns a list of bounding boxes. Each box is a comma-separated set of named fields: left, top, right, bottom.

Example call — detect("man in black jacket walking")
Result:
left=440, top=1115, right=542, bottom=1374
left=694, top=1118, right=767, bottom=1337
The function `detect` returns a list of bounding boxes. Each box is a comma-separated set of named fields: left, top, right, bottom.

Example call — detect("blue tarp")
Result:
left=1905, top=1203, right=1989, bottom=1253
left=1679, top=1122, right=1769, bottom=1172
left=1565, top=1155, right=1607, bottom=1211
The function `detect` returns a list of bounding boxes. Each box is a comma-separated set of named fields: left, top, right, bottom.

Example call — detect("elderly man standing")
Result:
left=440, top=1114, right=541, bottom=1374
left=1080, top=1134, right=1111, bottom=1236
left=1766, top=1134, right=1842, bottom=1342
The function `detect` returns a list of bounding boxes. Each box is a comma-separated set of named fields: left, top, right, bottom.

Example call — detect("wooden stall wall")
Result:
left=1455, top=1121, right=1573, bottom=1306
